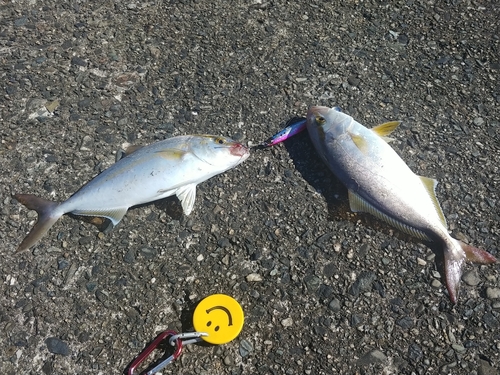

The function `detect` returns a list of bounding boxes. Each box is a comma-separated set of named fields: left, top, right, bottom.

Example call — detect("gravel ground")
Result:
left=1, top=1, right=499, bottom=374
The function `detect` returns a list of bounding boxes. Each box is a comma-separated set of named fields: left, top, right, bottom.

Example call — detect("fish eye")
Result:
left=215, top=137, right=225, bottom=145
left=316, top=115, right=326, bottom=125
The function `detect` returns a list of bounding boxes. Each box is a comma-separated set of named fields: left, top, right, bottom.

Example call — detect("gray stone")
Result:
left=304, top=274, right=321, bottom=292
left=478, top=359, right=497, bottom=375
left=328, top=298, right=341, bottom=312
left=358, top=349, right=387, bottom=366
left=486, top=288, right=500, bottom=300
left=349, top=271, right=376, bottom=297
left=408, top=343, right=423, bottom=363
left=473, top=117, right=485, bottom=126
left=462, top=270, right=481, bottom=286
left=45, top=337, right=70, bottom=356
left=239, top=339, right=253, bottom=357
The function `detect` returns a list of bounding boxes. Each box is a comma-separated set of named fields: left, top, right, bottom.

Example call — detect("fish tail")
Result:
left=13, top=194, right=62, bottom=252
left=461, top=241, right=497, bottom=264
left=443, top=239, right=497, bottom=304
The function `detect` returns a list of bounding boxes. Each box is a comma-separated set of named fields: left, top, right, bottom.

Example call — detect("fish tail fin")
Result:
left=13, top=194, right=62, bottom=252
left=460, top=241, right=497, bottom=264
left=443, top=239, right=497, bottom=304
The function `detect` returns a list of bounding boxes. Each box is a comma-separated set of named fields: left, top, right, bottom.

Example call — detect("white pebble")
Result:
left=246, top=273, right=263, bottom=282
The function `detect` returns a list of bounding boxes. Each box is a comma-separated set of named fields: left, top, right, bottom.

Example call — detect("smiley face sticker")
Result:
left=193, top=294, right=244, bottom=345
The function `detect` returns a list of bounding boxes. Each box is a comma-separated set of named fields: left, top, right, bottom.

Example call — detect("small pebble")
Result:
left=473, top=117, right=484, bottom=126
left=45, top=337, right=70, bottom=356
left=431, top=279, right=442, bottom=288
left=462, top=270, right=481, bottom=286
left=223, top=355, right=234, bottom=366
left=246, top=273, right=262, bottom=282
left=486, top=288, right=500, bottom=300
left=358, top=349, right=387, bottom=365
left=281, top=317, right=294, bottom=327
left=417, top=257, right=426, bottom=266
left=239, top=339, right=253, bottom=357
left=328, top=298, right=341, bottom=312
left=451, top=343, right=466, bottom=353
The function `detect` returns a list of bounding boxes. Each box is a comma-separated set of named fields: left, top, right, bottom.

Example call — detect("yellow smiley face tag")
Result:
left=193, top=294, right=244, bottom=345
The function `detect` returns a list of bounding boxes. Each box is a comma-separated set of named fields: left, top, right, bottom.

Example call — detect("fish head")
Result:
left=306, top=106, right=353, bottom=160
left=306, top=106, right=349, bottom=139
left=192, top=135, right=250, bottom=169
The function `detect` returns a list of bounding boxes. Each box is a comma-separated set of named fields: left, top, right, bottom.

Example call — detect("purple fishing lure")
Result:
left=262, top=107, right=341, bottom=147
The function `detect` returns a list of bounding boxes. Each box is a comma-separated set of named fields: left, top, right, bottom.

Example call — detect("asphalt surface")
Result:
left=1, top=1, right=499, bottom=374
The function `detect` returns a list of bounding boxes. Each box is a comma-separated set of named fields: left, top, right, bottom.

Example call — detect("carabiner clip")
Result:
left=127, top=330, right=182, bottom=375
left=143, top=332, right=209, bottom=374
left=168, top=331, right=208, bottom=346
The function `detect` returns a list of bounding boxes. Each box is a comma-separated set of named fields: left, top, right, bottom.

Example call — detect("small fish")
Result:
left=13, top=135, right=250, bottom=252
left=306, top=106, right=496, bottom=303
left=261, top=107, right=342, bottom=147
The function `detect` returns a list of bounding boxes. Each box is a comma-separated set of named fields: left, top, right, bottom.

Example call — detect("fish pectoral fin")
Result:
left=155, top=149, right=189, bottom=160
left=371, top=121, right=402, bottom=140
left=348, top=190, right=431, bottom=241
left=347, top=132, right=369, bottom=154
left=175, top=183, right=197, bottom=216
left=418, top=175, right=447, bottom=228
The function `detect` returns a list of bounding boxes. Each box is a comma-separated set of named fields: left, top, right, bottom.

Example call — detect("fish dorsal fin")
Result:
left=175, top=183, right=197, bottom=216
left=156, top=149, right=189, bottom=160
left=371, top=121, right=401, bottom=143
left=124, top=144, right=143, bottom=155
left=348, top=132, right=369, bottom=154
left=418, top=175, right=447, bottom=228
left=347, top=189, right=431, bottom=241
left=115, top=145, right=143, bottom=162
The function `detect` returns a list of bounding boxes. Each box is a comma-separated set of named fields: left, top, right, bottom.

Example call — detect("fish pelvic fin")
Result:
left=443, top=239, right=496, bottom=304
left=175, top=183, right=197, bottom=216
left=13, top=194, right=62, bottom=252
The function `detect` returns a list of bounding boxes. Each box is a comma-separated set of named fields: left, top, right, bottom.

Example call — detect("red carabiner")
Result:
left=127, top=330, right=182, bottom=375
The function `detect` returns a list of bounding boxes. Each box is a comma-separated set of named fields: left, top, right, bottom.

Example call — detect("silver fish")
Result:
left=306, top=106, right=496, bottom=303
left=14, top=135, right=250, bottom=252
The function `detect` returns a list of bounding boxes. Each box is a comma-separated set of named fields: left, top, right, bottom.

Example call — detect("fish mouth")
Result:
left=230, top=143, right=250, bottom=159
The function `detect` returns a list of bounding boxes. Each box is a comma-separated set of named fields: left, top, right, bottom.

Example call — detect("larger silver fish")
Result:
left=306, top=106, right=496, bottom=303
left=14, top=135, right=250, bottom=252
